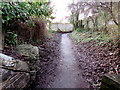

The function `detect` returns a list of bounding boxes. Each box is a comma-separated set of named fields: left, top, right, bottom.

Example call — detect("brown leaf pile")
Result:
left=74, top=41, right=120, bottom=88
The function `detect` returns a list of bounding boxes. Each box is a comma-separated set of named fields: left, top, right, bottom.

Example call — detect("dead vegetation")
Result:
left=17, top=18, right=48, bottom=44
left=74, top=41, right=120, bottom=88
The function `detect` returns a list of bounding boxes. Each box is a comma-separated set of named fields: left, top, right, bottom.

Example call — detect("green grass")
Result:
left=70, top=30, right=111, bottom=45
left=49, top=30, right=57, bottom=33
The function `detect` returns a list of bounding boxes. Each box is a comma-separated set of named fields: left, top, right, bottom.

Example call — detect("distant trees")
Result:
left=68, top=2, right=85, bottom=30
left=68, top=1, right=120, bottom=43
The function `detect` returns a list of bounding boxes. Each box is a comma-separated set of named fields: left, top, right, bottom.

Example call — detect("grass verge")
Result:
left=70, top=30, right=112, bottom=45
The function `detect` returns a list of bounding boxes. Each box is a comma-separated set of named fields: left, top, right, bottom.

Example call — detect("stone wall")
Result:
left=0, top=54, right=31, bottom=89
left=100, top=74, right=120, bottom=89
left=0, top=44, right=39, bottom=89
left=0, top=60, right=29, bottom=89
left=1, top=70, right=30, bottom=89
left=51, top=23, right=73, bottom=31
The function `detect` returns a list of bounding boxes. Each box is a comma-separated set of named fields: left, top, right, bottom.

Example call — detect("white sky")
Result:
left=50, top=0, right=73, bottom=23
left=50, top=0, right=93, bottom=23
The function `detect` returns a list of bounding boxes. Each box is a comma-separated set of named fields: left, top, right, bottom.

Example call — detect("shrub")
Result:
left=5, top=32, right=17, bottom=46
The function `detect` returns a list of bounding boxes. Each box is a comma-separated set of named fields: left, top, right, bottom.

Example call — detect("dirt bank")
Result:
left=30, top=33, right=61, bottom=89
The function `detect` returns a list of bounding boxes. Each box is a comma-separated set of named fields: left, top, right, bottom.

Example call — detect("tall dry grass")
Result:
left=18, top=18, right=48, bottom=43
left=31, top=18, right=48, bottom=42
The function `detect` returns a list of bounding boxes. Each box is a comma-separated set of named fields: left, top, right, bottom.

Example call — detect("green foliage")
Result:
left=1, top=1, right=53, bottom=46
left=5, top=32, right=17, bottom=46
left=70, top=31, right=111, bottom=45
left=50, top=30, right=57, bottom=33
left=1, top=1, right=53, bottom=26
left=70, top=31, right=81, bottom=43
left=76, top=28, right=85, bottom=32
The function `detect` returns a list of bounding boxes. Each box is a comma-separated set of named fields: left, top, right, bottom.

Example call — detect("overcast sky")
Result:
left=50, top=0, right=73, bottom=23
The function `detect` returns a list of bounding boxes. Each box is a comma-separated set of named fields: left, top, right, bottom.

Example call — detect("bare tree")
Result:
left=68, top=1, right=119, bottom=32
left=99, top=2, right=118, bottom=26
left=68, top=2, right=86, bottom=30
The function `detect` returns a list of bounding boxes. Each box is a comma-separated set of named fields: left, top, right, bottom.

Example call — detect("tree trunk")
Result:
left=110, top=2, right=118, bottom=26
left=86, top=19, right=89, bottom=31
left=75, top=12, right=79, bottom=29
left=89, top=16, right=95, bottom=31
left=118, top=1, right=120, bottom=32
left=118, top=1, right=120, bottom=48
left=105, top=19, right=107, bottom=31
left=90, top=16, right=98, bottom=31
left=0, top=16, right=2, bottom=52
left=104, top=12, right=108, bottom=33
left=94, top=16, right=98, bottom=31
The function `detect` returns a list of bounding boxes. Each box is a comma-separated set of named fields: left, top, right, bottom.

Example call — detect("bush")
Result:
left=76, top=28, right=85, bottom=32
left=5, top=32, right=17, bottom=46
left=1, top=1, right=53, bottom=46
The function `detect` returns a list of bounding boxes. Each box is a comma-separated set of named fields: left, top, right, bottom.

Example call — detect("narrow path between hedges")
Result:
left=50, top=34, right=89, bottom=88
